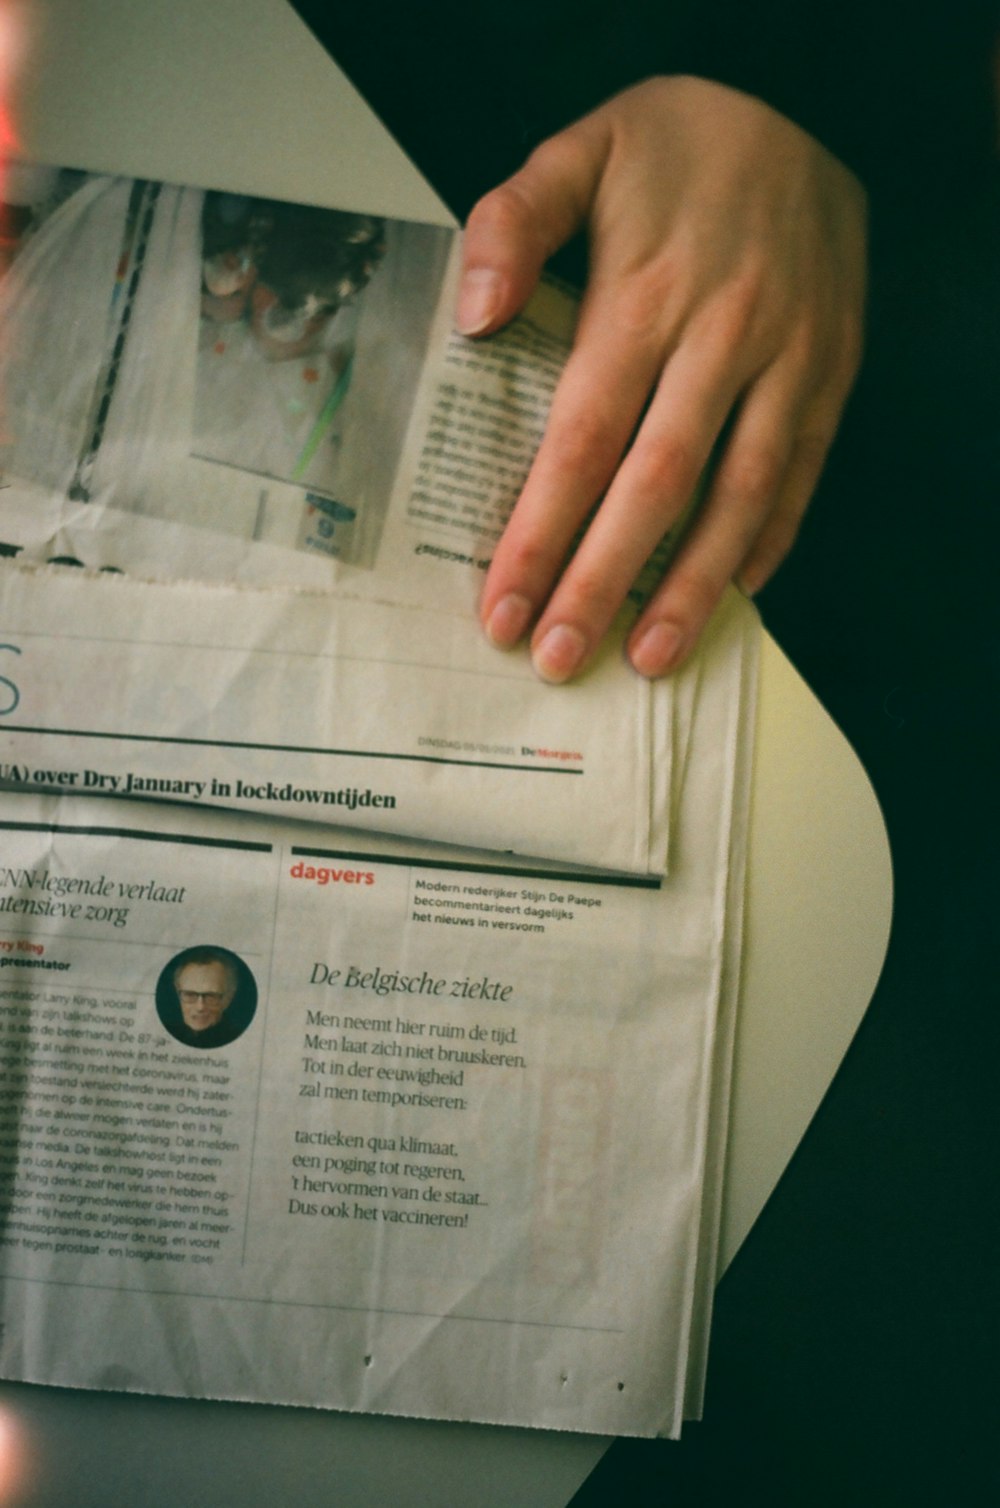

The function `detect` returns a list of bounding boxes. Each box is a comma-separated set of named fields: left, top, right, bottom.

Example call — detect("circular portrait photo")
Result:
left=155, top=945, right=258, bottom=1051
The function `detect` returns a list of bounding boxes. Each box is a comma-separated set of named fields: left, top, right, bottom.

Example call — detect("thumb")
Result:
left=456, top=128, right=601, bottom=336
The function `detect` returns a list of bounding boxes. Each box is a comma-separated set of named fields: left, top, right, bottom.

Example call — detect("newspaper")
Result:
left=0, top=160, right=573, bottom=610
left=0, top=160, right=673, bottom=874
left=0, top=563, right=670, bottom=874
left=0, top=150, right=761, bottom=1437
left=0, top=590, right=757, bottom=1439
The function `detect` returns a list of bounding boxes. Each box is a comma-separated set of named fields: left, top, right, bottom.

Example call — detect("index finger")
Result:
left=479, top=292, right=670, bottom=650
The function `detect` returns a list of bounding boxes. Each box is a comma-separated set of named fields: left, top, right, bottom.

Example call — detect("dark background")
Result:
left=290, top=6, right=1000, bottom=1502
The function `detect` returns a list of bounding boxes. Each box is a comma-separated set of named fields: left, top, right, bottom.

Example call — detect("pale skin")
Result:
left=175, top=959, right=236, bottom=1034
left=458, top=77, right=868, bottom=681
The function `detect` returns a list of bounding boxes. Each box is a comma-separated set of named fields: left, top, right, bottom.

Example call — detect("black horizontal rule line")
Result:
left=290, top=847, right=662, bottom=889
left=0, top=821, right=272, bottom=853
left=3, top=725, right=584, bottom=775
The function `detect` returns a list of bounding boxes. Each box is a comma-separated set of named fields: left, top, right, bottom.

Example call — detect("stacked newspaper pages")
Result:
left=0, top=161, right=759, bottom=1437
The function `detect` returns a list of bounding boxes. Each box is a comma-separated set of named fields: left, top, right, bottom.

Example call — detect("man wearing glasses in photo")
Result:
left=164, top=947, right=255, bottom=1050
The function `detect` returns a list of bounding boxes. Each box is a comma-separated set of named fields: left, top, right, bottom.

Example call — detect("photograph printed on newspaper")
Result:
left=0, top=158, right=576, bottom=613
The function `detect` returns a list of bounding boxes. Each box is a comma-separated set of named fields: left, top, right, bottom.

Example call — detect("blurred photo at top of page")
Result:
left=0, top=159, right=579, bottom=618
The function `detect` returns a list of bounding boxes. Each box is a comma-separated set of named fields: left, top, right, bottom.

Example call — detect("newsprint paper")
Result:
left=0, top=158, right=760, bottom=1437
left=0, top=159, right=672, bottom=876
left=0, top=594, right=755, bottom=1439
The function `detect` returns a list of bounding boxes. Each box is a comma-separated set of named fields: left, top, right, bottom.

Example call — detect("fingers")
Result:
left=480, top=296, right=671, bottom=652
left=482, top=257, right=814, bottom=681
left=460, top=79, right=868, bottom=681
left=735, top=426, right=836, bottom=598
left=627, top=374, right=851, bottom=678
left=483, top=257, right=861, bottom=682
left=735, top=315, right=863, bottom=600
left=512, top=299, right=767, bottom=682
left=457, top=128, right=604, bottom=336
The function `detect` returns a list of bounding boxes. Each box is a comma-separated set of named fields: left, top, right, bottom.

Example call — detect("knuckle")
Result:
left=544, top=408, right=622, bottom=478
left=467, top=179, right=538, bottom=249
left=612, top=260, right=679, bottom=337
left=784, top=315, right=825, bottom=374
left=618, top=277, right=672, bottom=339
left=527, top=129, right=589, bottom=186
left=730, top=262, right=767, bottom=311
left=501, top=532, right=563, bottom=582
left=497, top=521, right=576, bottom=585
left=723, top=444, right=785, bottom=510
left=710, top=267, right=769, bottom=348
left=558, top=565, right=623, bottom=622
left=629, top=431, right=699, bottom=499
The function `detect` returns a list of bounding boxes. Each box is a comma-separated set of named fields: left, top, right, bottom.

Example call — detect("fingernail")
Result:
left=456, top=269, right=502, bottom=334
left=486, top=592, right=533, bottom=648
left=532, top=624, right=587, bottom=684
left=629, top=622, right=684, bottom=678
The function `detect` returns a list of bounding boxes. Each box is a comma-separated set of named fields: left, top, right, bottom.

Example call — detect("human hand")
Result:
left=458, top=77, right=867, bottom=681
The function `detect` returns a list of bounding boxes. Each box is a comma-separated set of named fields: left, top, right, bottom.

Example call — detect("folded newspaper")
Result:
left=0, top=160, right=760, bottom=1437
left=0, top=159, right=675, bottom=875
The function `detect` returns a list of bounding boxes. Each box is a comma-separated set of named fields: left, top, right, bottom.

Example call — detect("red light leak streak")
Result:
left=0, top=1407, right=32, bottom=1503
left=0, top=4, right=23, bottom=164
left=0, top=3, right=21, bottom=450
left=0, top=103, right=16, bottom=159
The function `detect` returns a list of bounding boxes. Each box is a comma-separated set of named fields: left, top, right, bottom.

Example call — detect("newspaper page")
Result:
left=0, top=159, right=575, bottom=616
left=680, top=595, right=759, bottom=1421
left=0, top=563, right=669, bottom=874
left=0, top=160, right=673, bottom=874
left=0, top=593, right=758, bottom=1440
